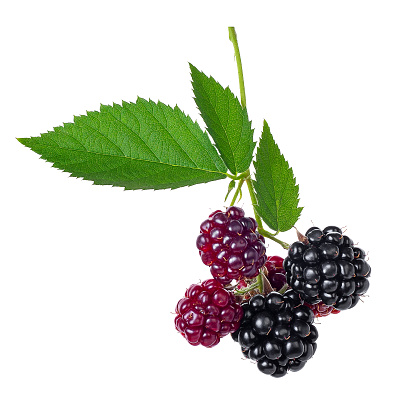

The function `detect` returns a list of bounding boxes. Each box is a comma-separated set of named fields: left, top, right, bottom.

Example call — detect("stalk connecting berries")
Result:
left=284, top=226, right=371, bottom=310
left=231, top=291, right=318, bottom=377
left=175, top=279, right=243, bottom=347
left=196, top=206, right=267, bottom=285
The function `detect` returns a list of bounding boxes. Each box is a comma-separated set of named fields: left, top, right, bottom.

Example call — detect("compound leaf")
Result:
left=253, top=120, right=303, bottom=232
left=190, top=64, right=255, bottom=175
left=18, top=98, right=228, bottom=190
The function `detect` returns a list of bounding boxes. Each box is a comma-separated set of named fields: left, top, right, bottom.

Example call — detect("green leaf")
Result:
left=18, top=98, right=228, bottom=190
left=253, top=120, right=303, bottom=232
left=190, top=64, right=255, bottom=175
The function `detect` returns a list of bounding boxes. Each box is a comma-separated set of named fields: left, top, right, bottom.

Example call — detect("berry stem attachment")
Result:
left=230, top=177, right=245, bottom=205
left=228, top=27, right=247, bottom=109
left=244, top=174, right=263, bottom=228
left=260, top=270, right=274, bottom=295
left=258, top=228, right=290, bottom=250
left=256, top=273, right=264, bottom=294
left=278, top=283, right=289, bottom=295
left=225, top=171, right=250, bottom=181
left=234, top=281, right=259, bottom=296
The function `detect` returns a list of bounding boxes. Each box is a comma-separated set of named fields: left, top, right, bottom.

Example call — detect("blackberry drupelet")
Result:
left=175, top=279, right=243, bottom=347
left=196, top=206, right=267, bottom=285
left=284, top=226, right=371, bottom=310
left=231, top=291, right=318, bottom=377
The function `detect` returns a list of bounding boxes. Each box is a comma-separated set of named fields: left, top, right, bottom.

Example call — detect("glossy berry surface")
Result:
left=231, top=291, right=318, bottom=377
left=284, top=226, right=371, bottom=311
left=265, top=255, right=287, bottom=291
left=175, top=279, right=243, bottom=347
left=196, top=206, right=267, bottom=285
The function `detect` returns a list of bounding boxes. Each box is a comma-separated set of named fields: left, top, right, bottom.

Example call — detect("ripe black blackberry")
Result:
left=231, top=291, right=318, bottom=377
left=196, top=206, right=267, bottom=285
left=284, top=226, right=371, bottom=310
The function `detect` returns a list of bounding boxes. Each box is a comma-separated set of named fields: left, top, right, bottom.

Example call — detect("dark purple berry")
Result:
left=340, top=246, right=354, bottom=261
left=325, top=232, right=344, bottom=245
left=263, top=340, right=282, bottom=360
left=354, top=277, right=370, bottom=295
left=257, top=357, right=276, bottom=375
left=303, top=246, right=320, bottom=264
left=283, top=337, right=304, bottom=359
left=353, top=247, right=366, bottom=259
left=306, top=227, right=323, bottom=245
left=319, top=243, right=339, bottom=260
left=353, top=258, right=371, bottom=277
left=288, top=241, right=306, bottom=261
left=238, top=325, right=259, bottom=348
left=232, top=293, right=318, bottom=377
left=252, top=311, right=275, bottom=335
left=323, top=226, right=342, bottom=234
left=334, top=296, right=353, bottom=310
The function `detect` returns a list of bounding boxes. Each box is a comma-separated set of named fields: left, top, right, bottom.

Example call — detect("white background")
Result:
left=1, top=1, right=415, bottom=415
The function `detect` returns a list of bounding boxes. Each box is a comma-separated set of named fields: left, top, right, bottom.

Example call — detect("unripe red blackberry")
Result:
left=284, top=226, right=371, bottom=311
left=175, top=279, right=243, bottom=347
left=265, top=255, right=287, bottom=291
left=196, top=206, right=267, bottom=285
left=304, top=301, right=341, bottom=318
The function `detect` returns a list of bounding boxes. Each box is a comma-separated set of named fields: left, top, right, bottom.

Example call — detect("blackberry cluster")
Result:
left=175, top=279, right=243, bottom=347
left=196, top=206, right=267, bottom=285
left=231, top=291, right=318, bottom=377
left=284, top=226, right=371, bottom=310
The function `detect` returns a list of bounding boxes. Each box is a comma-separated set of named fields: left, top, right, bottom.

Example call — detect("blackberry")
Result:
left=175, top=279, right=243, bottom=347
left=265, top=255, right=287, bottom=291
left=196, top=206, right=267, bottom=285
left=284, top=226, right=371, bottom=311
left=231, top=291, right=318, bottom=377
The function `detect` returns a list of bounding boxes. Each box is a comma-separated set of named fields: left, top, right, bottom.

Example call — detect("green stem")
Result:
left=234, top=282, right=259, bottom=296
left=259, top=228, right=290, bottom=250
left=227, top=27, right=290, bottom=252
left=256, top=273, right=264, bottom=294
left=228, top=27, right=247, bottom=109
left=244, top=174, right=263, bottom=229
left=278, top=283, right=289, bottom=295
left=225, top=171, right=250, bottom=180
left=230, top=178, right=245, bottom=206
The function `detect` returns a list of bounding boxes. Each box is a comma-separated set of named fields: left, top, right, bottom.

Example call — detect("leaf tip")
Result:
left=16, top=137, right=28, bottom=146
left=189, top=62, right=199, bottom=77
left=262, top=119, right=271, bottom=133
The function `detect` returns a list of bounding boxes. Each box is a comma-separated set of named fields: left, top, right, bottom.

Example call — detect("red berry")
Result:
left=265, top=256, right=287, bottom=291
left=175, top=279, right=243, bottom=347
left=303, top=301, right=341, bottom=318
left=196, top=206, right=267, bottom=285
left=266, top=256, right=284, bottom=270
